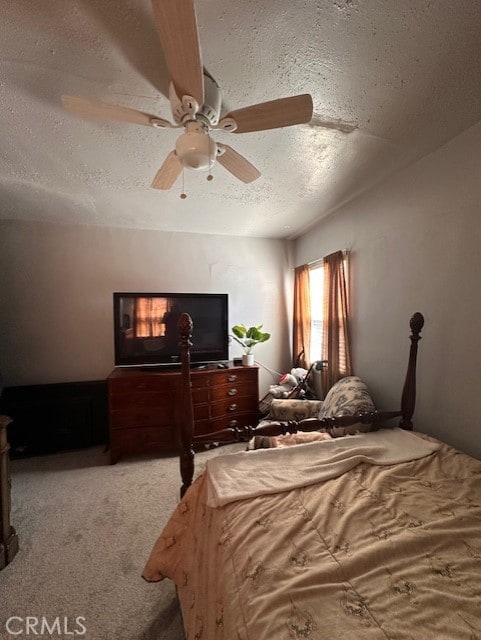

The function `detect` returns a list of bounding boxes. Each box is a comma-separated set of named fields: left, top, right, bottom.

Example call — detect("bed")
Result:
left=142, top=313, right=481, bottom=639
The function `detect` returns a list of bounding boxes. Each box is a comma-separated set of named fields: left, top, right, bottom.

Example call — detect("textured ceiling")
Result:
left=2, top=1, right=481, bottom=238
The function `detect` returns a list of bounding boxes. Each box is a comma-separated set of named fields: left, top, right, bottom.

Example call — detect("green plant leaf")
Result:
left=232, top=325, right=247, bottom=339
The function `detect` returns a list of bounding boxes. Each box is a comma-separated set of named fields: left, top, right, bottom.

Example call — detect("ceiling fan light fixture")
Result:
left=175, top=123, right=217, bottom=170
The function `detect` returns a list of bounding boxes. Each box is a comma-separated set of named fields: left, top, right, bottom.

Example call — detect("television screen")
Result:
left=113, top=292, right=229, bottom=367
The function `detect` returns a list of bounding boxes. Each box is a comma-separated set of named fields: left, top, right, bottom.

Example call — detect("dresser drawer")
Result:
left=109, top=391, right=172, bottom=410
left=191, top=387, right=210, bottom=404
left=210, top=396, right=258, bottom=418
left=190, top=374, right=212, bottom=388
left=109, top=377, right=175, bottom=393
left=209, top=381, right=256, bottom=401
left=190, top=367, right=257, bottom=388
left=193, top=404, right=210, bottom=421
left=212, top=369, right=257, bottom=386
left=110, top=407, right=174, bottom=429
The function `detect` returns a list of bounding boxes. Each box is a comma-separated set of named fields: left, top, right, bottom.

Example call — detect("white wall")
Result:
left=295, top=120, right=481, bottom=459
left=0, top=221, right=293, bottom=395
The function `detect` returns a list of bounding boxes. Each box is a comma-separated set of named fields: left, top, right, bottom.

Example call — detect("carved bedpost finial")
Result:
left=410, top=312, right=424, bottom=338
left=399, top=312, right=425, bottom=430
left=178, top=312, right=193, bottom=348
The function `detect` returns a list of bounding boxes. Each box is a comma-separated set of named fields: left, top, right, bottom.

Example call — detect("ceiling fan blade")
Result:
left=151, top=151, right=183, bottom=189
left=151, top=0, right=204, bottom=107
left=217, top=145, right=261, bottom=184
left=224, top=94, right=313, bottom=134
left=61, top=95, right=171, bottom=128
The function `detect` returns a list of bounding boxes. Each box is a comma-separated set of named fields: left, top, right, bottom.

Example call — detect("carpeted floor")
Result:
left=0, top=443, right=243, bottom=640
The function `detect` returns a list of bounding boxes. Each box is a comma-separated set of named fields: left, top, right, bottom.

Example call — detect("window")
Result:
left=293, top=250, right=351, bottom=389
left=307, top=253, right=350, bottom=368
left=308, top=264, right=324, bottom=364
left=292, top=251, right=352, bottom=391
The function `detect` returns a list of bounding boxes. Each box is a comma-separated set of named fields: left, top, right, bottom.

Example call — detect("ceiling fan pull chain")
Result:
left=180, top=167, right=187, bottom=199
left=207, top=133, right=214, bottom=182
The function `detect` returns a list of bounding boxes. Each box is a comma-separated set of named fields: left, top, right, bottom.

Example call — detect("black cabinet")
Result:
left=0, top=381, right=108, bottom=457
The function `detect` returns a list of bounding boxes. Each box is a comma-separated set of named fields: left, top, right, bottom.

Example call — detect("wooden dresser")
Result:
left=108, top=365, right=259, bottom=463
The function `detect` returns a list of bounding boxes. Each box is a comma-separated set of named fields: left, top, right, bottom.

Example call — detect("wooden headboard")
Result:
left=177, top=312, right=424, bottom=497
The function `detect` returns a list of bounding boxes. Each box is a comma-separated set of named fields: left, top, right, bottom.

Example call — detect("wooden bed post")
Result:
left=399, top=312, right=424, bottom=430
left=178, top=313, right=195, bottom=498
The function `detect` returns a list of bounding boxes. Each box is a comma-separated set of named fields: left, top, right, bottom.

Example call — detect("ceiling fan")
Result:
left=61, top=0, right=318, bottom=191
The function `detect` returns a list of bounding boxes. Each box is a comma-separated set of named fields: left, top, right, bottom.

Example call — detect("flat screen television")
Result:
left=113, top=292, right=229, bottom=367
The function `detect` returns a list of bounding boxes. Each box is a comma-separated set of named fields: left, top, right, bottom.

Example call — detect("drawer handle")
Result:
left=227, top=375, right=238, bottom=382
left=228, top=403, right=238, bottom=412
left=227, top=388, right=238, bottom=396
left=228, top=420, right=238, bottom=428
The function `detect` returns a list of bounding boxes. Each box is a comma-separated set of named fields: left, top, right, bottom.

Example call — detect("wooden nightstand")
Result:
left=0, top=415, right=19, bottom=569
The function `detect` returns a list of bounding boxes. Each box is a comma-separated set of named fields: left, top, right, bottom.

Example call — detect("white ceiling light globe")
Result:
left=175, top=123, right=217, bottom=170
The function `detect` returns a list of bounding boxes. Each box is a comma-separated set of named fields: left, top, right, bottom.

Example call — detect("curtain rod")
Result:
left=291, top=250, right=350, bottom=271
left=306, top=249, right=350, bottom=268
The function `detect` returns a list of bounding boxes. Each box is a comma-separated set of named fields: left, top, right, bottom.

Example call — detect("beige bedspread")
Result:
left=143, top=432, right=481, bottom=639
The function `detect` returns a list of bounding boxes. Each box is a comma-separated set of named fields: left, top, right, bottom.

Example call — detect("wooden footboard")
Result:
left=178, top=312, right=424, bottom=497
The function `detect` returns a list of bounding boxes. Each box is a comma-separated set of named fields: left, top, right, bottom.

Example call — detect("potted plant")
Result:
left=231, top=324, right=271, bottom=366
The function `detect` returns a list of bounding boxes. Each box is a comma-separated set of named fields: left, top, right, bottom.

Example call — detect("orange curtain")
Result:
left=292, top=264, right=311, bottom=368
left=322, top=250, right=352, bottom=391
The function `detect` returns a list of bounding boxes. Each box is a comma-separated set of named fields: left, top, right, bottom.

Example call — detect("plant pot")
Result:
left=242, top=353, right=255, bottom=367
